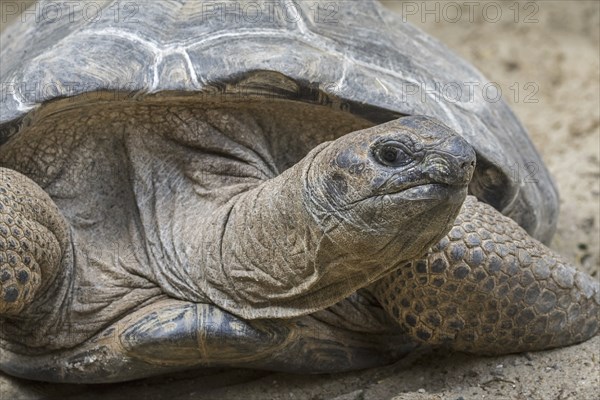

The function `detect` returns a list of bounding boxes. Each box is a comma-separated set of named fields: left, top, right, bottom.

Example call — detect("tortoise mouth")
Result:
left=379, top=182, right=467, bottom=204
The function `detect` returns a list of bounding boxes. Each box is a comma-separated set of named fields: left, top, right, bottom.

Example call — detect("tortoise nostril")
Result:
left=460, top=160, right=476, bottom=170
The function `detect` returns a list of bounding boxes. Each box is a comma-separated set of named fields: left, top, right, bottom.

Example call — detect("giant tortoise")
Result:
left=0, top=0, right=597, bottom=383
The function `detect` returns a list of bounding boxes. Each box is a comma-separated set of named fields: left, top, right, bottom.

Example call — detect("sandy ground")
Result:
left=1, top=1, right=599, bottom=399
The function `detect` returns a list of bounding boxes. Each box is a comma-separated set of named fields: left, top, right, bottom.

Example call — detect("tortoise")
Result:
left=0, top=0, right=597, bottom=383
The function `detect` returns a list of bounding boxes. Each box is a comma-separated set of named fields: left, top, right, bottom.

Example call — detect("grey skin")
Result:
left=0, top=0, right=598, bottom=384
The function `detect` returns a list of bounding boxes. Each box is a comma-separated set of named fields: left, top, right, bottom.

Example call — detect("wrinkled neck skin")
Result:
left=196, top=120, right=472, bottom=319
left=0, top=100, right=471, bottom=328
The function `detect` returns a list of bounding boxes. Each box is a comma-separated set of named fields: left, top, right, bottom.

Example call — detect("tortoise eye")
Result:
left=375, top=144, right=413, bottom=167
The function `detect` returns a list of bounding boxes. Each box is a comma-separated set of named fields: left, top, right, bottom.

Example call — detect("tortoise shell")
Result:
left=0, top=0, right=557, bottom=242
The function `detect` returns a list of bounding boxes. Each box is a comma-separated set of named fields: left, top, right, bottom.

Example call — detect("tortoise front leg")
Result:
left=373, top=196, right=599, bottom=354
left=0, top=168, right=70, bottom=316
left=0, top=296, right=413, bottom=383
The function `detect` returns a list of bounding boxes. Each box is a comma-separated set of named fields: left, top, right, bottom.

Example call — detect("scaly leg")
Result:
left=0, top=294, right=414, bottom=383
left=0, top=168, right=69, bottom=316
left=373, top=196, right=599, bottom=354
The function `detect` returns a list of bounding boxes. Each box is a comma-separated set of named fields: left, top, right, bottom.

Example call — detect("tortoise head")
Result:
left=305, top=115, right=476, bottom=261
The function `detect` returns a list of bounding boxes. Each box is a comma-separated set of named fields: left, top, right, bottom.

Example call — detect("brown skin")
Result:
left=198, top=117, right=475, bottom=319
left=0, top=108, right=597, bottom=382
